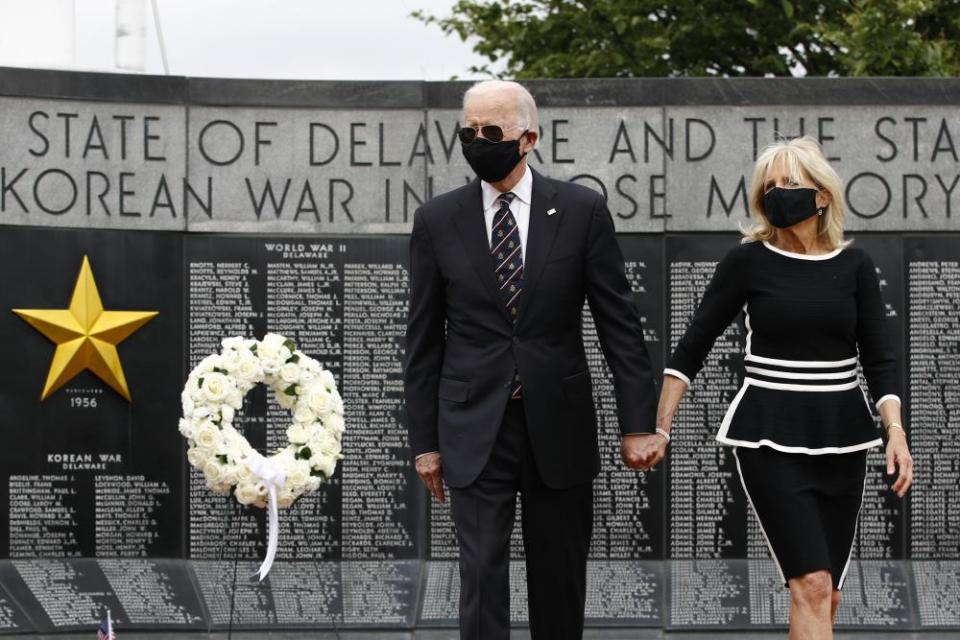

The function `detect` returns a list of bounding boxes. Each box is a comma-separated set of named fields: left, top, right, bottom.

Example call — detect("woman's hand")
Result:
left=621, top=433, right=668, bottom=471
left=885, top=430, right=913, bottom=498
left=623, top=373, right=687, bottom=472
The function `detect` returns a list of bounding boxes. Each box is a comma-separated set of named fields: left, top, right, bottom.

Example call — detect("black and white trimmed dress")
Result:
left=666, top=239, right=900, bottom=589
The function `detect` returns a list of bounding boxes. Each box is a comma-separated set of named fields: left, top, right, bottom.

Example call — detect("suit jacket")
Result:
left=403, top=168, right=658, bottom=489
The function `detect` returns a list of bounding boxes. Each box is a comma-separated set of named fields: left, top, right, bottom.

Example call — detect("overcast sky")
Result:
left=1, top=0, right=501, bottom=80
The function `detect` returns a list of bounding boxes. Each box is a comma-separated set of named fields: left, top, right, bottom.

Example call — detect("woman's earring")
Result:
left=817, top=207, right=825, bottom=216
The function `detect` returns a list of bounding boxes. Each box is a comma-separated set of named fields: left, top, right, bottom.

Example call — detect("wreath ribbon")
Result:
left=243, top=451, right=286, bottom=581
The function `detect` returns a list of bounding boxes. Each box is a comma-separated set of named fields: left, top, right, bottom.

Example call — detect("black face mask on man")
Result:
left=762, top=186, right=821, bottom=228
left=461, top=131, right=527, bottom=183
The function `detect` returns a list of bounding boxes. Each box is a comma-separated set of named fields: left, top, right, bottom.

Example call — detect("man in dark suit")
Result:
left=403, top=80, right=663, bottom=640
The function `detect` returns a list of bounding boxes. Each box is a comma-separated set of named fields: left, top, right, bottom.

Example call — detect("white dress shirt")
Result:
left=415, top=166, right=533, bottom=462
left=481, top=164, right=532, bottom=257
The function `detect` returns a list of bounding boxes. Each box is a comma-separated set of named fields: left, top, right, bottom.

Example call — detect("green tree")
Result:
left=413, top=0, right=960, bottom=77
left=826, top=0, right=960, bottom=75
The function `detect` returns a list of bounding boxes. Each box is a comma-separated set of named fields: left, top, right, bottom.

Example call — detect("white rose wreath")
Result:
left=178, top=333, right=344, bottom=578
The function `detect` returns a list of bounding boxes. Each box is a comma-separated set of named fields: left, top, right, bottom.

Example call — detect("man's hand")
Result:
left=415, top=452, right=445, bottom=502
left=620, top=433, right=668, bottom=471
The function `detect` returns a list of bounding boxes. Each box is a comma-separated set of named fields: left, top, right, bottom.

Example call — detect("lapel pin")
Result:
left=547, top=208, right=557, bottom=216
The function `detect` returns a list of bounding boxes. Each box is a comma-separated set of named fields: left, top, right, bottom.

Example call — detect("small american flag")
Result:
left=96, top=609, right=115, bottom=640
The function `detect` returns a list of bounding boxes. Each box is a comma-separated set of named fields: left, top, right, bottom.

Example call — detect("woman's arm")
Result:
left=625, top=246, right=748, bottom=471
left=878, top=398, right=912, bottom=498
left=657, top=373, right=688, bottom=435
left=666, top=247, right=749, bottom=385
left=856, top=252, right=912, bottom=497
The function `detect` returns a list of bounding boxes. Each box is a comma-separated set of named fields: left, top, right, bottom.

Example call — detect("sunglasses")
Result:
left=458, top=124, right=527, bottom=144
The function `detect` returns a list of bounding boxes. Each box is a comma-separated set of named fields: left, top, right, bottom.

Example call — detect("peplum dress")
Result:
left=665, top=239, right=901, bottom=589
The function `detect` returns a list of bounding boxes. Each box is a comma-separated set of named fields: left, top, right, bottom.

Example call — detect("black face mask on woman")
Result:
left=461, top=132, right=527, bottom=183
left=763, top=186, right=820, bottom=228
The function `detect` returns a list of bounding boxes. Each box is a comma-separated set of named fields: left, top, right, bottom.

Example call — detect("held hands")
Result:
left=885, top=430, right=913, bottom=498
left=415, top=452, right=445, bottom=503
left=621, top=432, right=668, bottom=471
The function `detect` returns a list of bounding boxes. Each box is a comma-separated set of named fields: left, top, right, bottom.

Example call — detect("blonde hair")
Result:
left=742, top=136, right=849, bottom=250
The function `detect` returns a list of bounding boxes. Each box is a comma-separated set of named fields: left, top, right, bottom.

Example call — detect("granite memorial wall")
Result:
left=0, top=67, right=958, bottom=632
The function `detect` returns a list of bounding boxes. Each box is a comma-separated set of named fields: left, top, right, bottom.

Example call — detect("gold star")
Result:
left=12, top=256, right=158, bottom=401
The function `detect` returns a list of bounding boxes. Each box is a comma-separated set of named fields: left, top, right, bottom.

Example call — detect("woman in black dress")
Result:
left=641, top=136, right=914, bottom=639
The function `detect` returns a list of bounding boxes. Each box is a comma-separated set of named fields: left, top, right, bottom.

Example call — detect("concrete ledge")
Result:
left=188, top=77, right=426, bottom=108
left=0, top=66, right=186, bottom=103
left=4, top=66, right=960, bottom=107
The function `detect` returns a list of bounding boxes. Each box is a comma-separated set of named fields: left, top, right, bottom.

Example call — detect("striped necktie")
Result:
left=490, top=192, right=523, bottom=399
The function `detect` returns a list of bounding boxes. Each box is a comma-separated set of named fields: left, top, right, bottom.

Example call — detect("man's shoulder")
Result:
left=417, top=180, right=477, bottom=222
left=538, top=172, right=603, bottom=210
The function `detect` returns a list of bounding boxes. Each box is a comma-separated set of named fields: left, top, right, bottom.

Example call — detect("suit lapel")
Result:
left=515, top=169, right=560, bottom=327
left=452, top=179, right=513, bottom=325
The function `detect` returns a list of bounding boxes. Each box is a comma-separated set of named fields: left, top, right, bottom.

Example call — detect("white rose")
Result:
left=203, top=459, right=224, bottom=483
left=224, top=441, right=246, bottom=463
left=276, top=448, right=297, bottom=464
left=226, top=388, right=243, bottom=410
left=318, top=369, right=336, bottom=390
left=220, top=404, right=235, bottom=424
left=313, top=432, right=342, bottom=457
left=222, top=428, right=244, bottom=446
left=260, top=335, right=292, bottom=368
left=178, top=418, right=195, bottom=439
left=197, top=354, right=224, bottom=373
left=220, top=349, right=241, bottom=372
left=307, top=422, right=325, bottom=440
left=287, top=424, right=310, bottom=444
left=311, top=453, right=338, bottom=479
left=237, top=463, right=255, bottom=482
left=287, top=460, right=310, bottom=487
left=276, top=488, right=298, bottom=509
left=208, top=482, right=232, bottom=495
left=275, top=390, right=297, bottom=410
left=201, top=373, right=231, bottom=403
left=262, top=333, right=286, bottom=350
left=235, top=482, right=260, bottom=505
left=306, top=475, right=322, bottom=492
left=235, top=354, right=261, bottom=382
left=219, top=464, right=239, bottom=486
left=191, top=406, right=211, bottom=421
left=293, top=403, right=315, bottom=424
left=299, top=368, right=317, bottom=383
left=261, top=355, right=283, bottom=375
left=187, top=446, right=209, bottom=468
left=195, top=422, right=220, bottom=449
left=221, top=336, right=246, bottom=350
left=305, top=384, right=332, bottom=417
left=181, top=392, right=195, bottom=418
left=280, top=362, right=301, bottom=384
left=258, top=342, right=279, bottom=361
left=325, top=412, right=345, bottom=436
